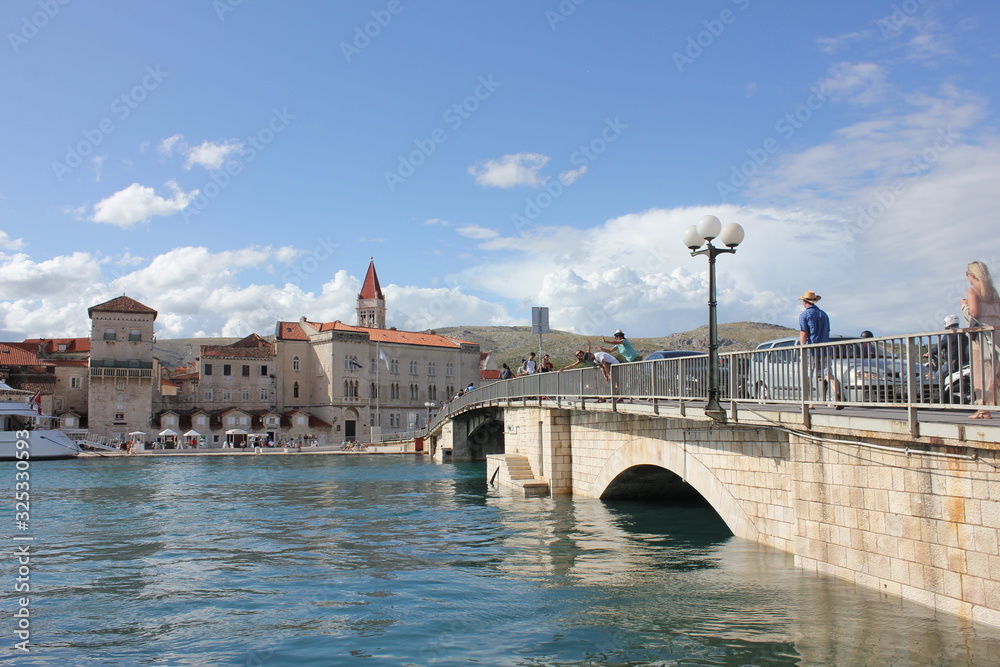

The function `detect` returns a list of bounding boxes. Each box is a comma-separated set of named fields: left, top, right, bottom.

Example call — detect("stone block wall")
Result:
left=790, top=435, right=1000, bottom=627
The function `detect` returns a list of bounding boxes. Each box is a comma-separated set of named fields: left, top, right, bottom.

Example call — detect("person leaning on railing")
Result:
left=961, top=260, right=1000, bottom=419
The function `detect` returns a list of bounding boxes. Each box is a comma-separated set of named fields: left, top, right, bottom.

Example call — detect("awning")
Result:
left=225, top=429, right=247, bottom=435
left=183, top=430, right=202, bottom=437
left=129, top=431, right=146, bottom=436
left=158, top=428, right=179, bottom=436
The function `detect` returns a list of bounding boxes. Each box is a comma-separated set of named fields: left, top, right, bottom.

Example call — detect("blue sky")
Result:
left=2, top=0, right=1000, bottom=341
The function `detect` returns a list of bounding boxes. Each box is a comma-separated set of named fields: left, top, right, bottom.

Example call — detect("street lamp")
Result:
left=682, top=215, right=745, bottom=422
left=424, top=401, right=436, bottom=427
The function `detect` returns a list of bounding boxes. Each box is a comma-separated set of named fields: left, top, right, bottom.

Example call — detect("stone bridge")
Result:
left=427, top=398, right=1000, bottom=628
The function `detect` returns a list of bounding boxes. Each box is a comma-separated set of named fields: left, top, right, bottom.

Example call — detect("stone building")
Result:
left=86, top=296, right=157, bottom=439
left=274, top=260, right=481, bottom=442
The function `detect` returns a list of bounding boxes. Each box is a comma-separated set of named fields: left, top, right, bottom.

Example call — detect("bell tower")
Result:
left=356, top=259, right=386, bottom=329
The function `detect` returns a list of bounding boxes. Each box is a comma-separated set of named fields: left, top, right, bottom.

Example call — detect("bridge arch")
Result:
left=589, top=437, right=760, bottom=541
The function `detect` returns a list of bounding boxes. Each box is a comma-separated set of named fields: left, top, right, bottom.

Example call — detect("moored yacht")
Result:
left=0, top=383, right=81, bottom=460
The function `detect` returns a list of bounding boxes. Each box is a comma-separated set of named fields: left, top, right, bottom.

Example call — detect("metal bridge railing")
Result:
left=425, top=327, right=996, bottom=434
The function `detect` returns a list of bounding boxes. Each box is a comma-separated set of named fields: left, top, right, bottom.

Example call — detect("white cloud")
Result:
left=455, top=224, right=499, bottom=240
left=159, top=133, right=185, bottom=157
left=468, top=153, right=549, bottom=188
left=184, top=139, right=243, bottom=170
left=559, top=164, right=587, bottom=185
left=90, top=181, right=199, bottom=228
left=158, top=134, right=244, bottom=170
left=819, top=62, right=888, bottom=106
left=423, top=218, right=449, bottom=226
left=0, top=231, right=25, bottom=251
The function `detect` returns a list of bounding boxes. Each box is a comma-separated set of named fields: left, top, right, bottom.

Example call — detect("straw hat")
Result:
left=798, top=290, right=821, bottom=303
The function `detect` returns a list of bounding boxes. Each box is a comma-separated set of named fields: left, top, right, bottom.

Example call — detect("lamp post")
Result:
left=424, top=401, right=436, bottom=427
left=682, top=215, right=745, bottom=422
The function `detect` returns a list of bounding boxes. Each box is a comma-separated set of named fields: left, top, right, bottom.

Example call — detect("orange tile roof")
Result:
left=88, top=295, right=158, bottom=318
left=277, top=319, right=475, bottom=349
left=0, top=343, right=43, bottom=366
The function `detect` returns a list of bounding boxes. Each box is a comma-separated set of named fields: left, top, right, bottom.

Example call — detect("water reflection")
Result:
left=8, top=455, right=1000, bottom=665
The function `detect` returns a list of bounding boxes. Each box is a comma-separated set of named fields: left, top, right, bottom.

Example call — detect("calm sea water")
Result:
left=4, top=454, right=1000, bottom=666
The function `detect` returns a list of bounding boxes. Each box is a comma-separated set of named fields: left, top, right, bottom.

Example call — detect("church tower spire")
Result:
left=357, top=258, right=386, bottom=329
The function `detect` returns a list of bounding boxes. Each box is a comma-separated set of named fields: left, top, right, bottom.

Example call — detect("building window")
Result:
left=428, top=385, right=437, bottom=401
left=346, top=356, right=362, bottom=371
left=370, top=382, right=378, bottom=399
left=344, top=380, right=359, bottom=398
left=446, top=363, right=453, bottom=377
left=446, top=385, right=454, bottom=399
left=116, top=380, right=125, bottom=390
left=390, top=359, right=399, bottom=374
left=390, top=383, right=399, bottom=399
left=204, top=363, right=213, bottom=376
left=70, top=377, right=82, bottom=389
left=242, top=365, right=250, bottom=377
left=104, top=328, right=116, bottom=341
left=428, top=362, right=436, bottom=376
left=409, top=384, right=419, bottom=401
left=260, top=389, right=268, bottom=401
left=204, top=389, right=213, bottom=401
left=129, top=329, right=141, bottom=342
left=242, top=389, right=250, bottom=401
left=293, top=382, right=299, bottom=399
left=260, top=365, right=268, bottom=376
left=114, top=411, right=125, bottom=422
left=409, top=361, right=418, bottom=376
left=223, top=364, right=232, bottom=376
left=58, top=343, right=67, bottom=352
left=293, top=356, right=300, bottom=371
left=223, top=389, right=231, bottom=401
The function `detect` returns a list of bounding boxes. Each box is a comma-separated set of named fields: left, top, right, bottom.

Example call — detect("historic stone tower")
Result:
left=356, top=259, right=386, bottom=329
left=87, top=296, right=157, bottom=438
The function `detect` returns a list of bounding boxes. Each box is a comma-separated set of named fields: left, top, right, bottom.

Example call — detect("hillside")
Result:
left=435, top=322, right=797, bottom=370
left=150, top=322, right=797, bottom=372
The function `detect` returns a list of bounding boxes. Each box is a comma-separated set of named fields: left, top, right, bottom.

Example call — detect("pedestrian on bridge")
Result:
left=798, top=290, right=842, bottom=409
left=600, top=330, right=640, bottom=362
left=961, top=260, right=1000, bottom=419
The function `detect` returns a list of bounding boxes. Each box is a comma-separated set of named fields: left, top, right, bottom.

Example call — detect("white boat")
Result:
left=0, top=383, right=81, bottom=460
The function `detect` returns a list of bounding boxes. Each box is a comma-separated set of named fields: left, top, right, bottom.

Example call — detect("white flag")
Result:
left=379, top=347, right=391, bottom=371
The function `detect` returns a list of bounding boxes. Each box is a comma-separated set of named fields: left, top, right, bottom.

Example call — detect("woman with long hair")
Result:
left=961, top=261, right=1000, bottom=419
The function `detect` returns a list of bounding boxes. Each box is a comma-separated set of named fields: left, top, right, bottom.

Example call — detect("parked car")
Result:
left=743, top=336, right=937, bottom=403
left=642, top=350, right=730, bottom=398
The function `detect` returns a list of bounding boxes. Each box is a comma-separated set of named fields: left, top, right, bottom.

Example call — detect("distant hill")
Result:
left=434, top=322, right=797, bottom=370
left=151, top=322, right=798, bottom=372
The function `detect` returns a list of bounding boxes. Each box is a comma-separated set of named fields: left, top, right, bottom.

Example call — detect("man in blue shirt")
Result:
left=797, top=290, right=840, bottom=408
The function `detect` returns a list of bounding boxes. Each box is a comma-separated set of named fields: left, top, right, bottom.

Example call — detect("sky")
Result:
left=2, top=0, right=1000, bottom=342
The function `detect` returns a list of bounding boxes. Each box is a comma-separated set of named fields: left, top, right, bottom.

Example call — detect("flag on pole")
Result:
left=32, top=392, right=42, bottom=415
left=349, top=357, right=363, bottom=370
left=379, top=347, right=391, bottom=371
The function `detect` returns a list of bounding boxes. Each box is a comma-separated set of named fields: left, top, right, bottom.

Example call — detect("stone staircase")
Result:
left=503, top=454, right=550, bottom=497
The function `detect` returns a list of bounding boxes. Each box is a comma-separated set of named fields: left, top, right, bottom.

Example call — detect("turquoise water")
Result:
left=4, top=454, right=1000, bottom=665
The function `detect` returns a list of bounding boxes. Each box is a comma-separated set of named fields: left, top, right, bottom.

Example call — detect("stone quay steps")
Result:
left=503, top=454, right=549, bottom=498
